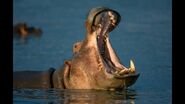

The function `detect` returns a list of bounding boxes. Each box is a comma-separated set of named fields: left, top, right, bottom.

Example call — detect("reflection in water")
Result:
left=13, top=22, right=42, bottom=44
left=13, top=88, right=137, bottom=104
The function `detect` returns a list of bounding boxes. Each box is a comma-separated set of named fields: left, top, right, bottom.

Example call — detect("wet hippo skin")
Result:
left=13, top=68, right=55, bottom=88
left=13, top=7, right=140, bottom=90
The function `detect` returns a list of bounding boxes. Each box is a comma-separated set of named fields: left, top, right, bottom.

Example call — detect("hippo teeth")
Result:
left=119, top=69, right=130, bottom=75
left=129, top=60, right=136, bottom=73
left=111, top=60, right=136, bottom=75
left=103, top=34, right=108, bottom=42
left=108, top=11, right=116, bottom=26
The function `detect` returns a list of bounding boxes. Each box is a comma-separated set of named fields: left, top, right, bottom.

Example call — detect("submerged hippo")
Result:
left=13, top=7, right=140, bottom=90
left=13, top=22, right=42, bottom=39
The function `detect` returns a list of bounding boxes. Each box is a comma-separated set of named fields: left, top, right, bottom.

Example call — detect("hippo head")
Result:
left=62, top=7, right=140, bottom=90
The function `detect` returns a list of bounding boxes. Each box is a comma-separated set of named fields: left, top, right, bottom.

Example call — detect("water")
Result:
left=14, top=88, right=137, bottom=104
left=13, top=0, right=172, bottom=104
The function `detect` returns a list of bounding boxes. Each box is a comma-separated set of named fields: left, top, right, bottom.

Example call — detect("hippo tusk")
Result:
left=130, top=60, right=135, bottom=73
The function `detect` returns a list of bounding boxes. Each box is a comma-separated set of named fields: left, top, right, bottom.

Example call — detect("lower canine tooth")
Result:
left=130, top=60, right=136, bottom=73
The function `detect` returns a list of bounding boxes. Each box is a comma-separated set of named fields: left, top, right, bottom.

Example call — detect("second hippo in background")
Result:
left=13, top=22, right=42, bottom=42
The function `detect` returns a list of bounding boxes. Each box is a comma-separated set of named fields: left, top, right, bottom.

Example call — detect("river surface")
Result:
left=13, top=0, right=172, bottom=104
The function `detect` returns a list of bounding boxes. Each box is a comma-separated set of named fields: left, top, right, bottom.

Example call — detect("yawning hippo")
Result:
left=13, top=7, right=140, bottom=90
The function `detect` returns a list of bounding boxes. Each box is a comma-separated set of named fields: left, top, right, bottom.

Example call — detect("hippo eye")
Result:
left=74, top=45, right=77, bottom=48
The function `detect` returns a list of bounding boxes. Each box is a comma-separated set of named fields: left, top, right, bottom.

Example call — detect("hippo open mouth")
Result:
left=92, top=9, right=137, bottom=78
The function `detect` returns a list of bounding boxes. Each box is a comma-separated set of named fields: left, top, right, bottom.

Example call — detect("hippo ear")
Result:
left=73, top=41, right=82, bottom=54
left=64, top=60, right=71, bottom=66
left=63, top=60, right=71, bottom=88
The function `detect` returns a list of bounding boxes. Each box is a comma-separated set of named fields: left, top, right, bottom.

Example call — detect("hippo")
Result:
left=13, top=22, right=42, bottom=39
left=13, top=7, right=140, bottom=90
